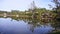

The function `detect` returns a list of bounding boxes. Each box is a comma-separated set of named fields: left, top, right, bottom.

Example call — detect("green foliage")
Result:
left=0, top=8, right=56, bottom=19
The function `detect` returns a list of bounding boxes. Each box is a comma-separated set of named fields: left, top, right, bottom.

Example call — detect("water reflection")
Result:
left=23, top=18, right=54, bottom=33
left=0, top=17, right=60, bottom=34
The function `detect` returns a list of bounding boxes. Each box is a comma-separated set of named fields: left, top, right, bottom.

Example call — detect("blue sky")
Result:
left=0, top=0, right=53, bottom=11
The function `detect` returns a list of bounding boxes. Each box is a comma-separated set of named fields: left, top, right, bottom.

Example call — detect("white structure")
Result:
left=3, top=13, right=7, bottom=17
left=16, top=15, right=19, bottom=17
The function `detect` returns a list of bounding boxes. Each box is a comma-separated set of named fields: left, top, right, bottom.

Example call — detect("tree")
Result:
left=50, top=0, right=60, bottom=32
left=29, top=1, right=37, bottom=18
left=49, top=0, right=60, bottom=19
left=53, top=0, right=60, bottom=13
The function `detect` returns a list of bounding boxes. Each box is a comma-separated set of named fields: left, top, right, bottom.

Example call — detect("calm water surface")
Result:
left=0, top=18, right=54, bottom=34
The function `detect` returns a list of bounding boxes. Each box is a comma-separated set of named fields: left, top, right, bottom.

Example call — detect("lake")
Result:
left=0, top=18, right=57, bottom=34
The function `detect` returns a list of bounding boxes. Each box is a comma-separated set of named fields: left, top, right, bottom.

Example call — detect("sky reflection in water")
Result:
left=0, top=18, right=54, bottom=34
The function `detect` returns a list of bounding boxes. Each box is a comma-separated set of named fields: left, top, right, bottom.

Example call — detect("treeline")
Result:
left=0, top=8, right=56, bottom=20
left=0, top=8, right=52, bottom=16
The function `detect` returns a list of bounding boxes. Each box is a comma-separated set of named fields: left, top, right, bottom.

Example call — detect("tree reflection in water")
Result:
left=0, top=17, right=60, bottom=34
left=22, top=18, right=54, bottom=33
